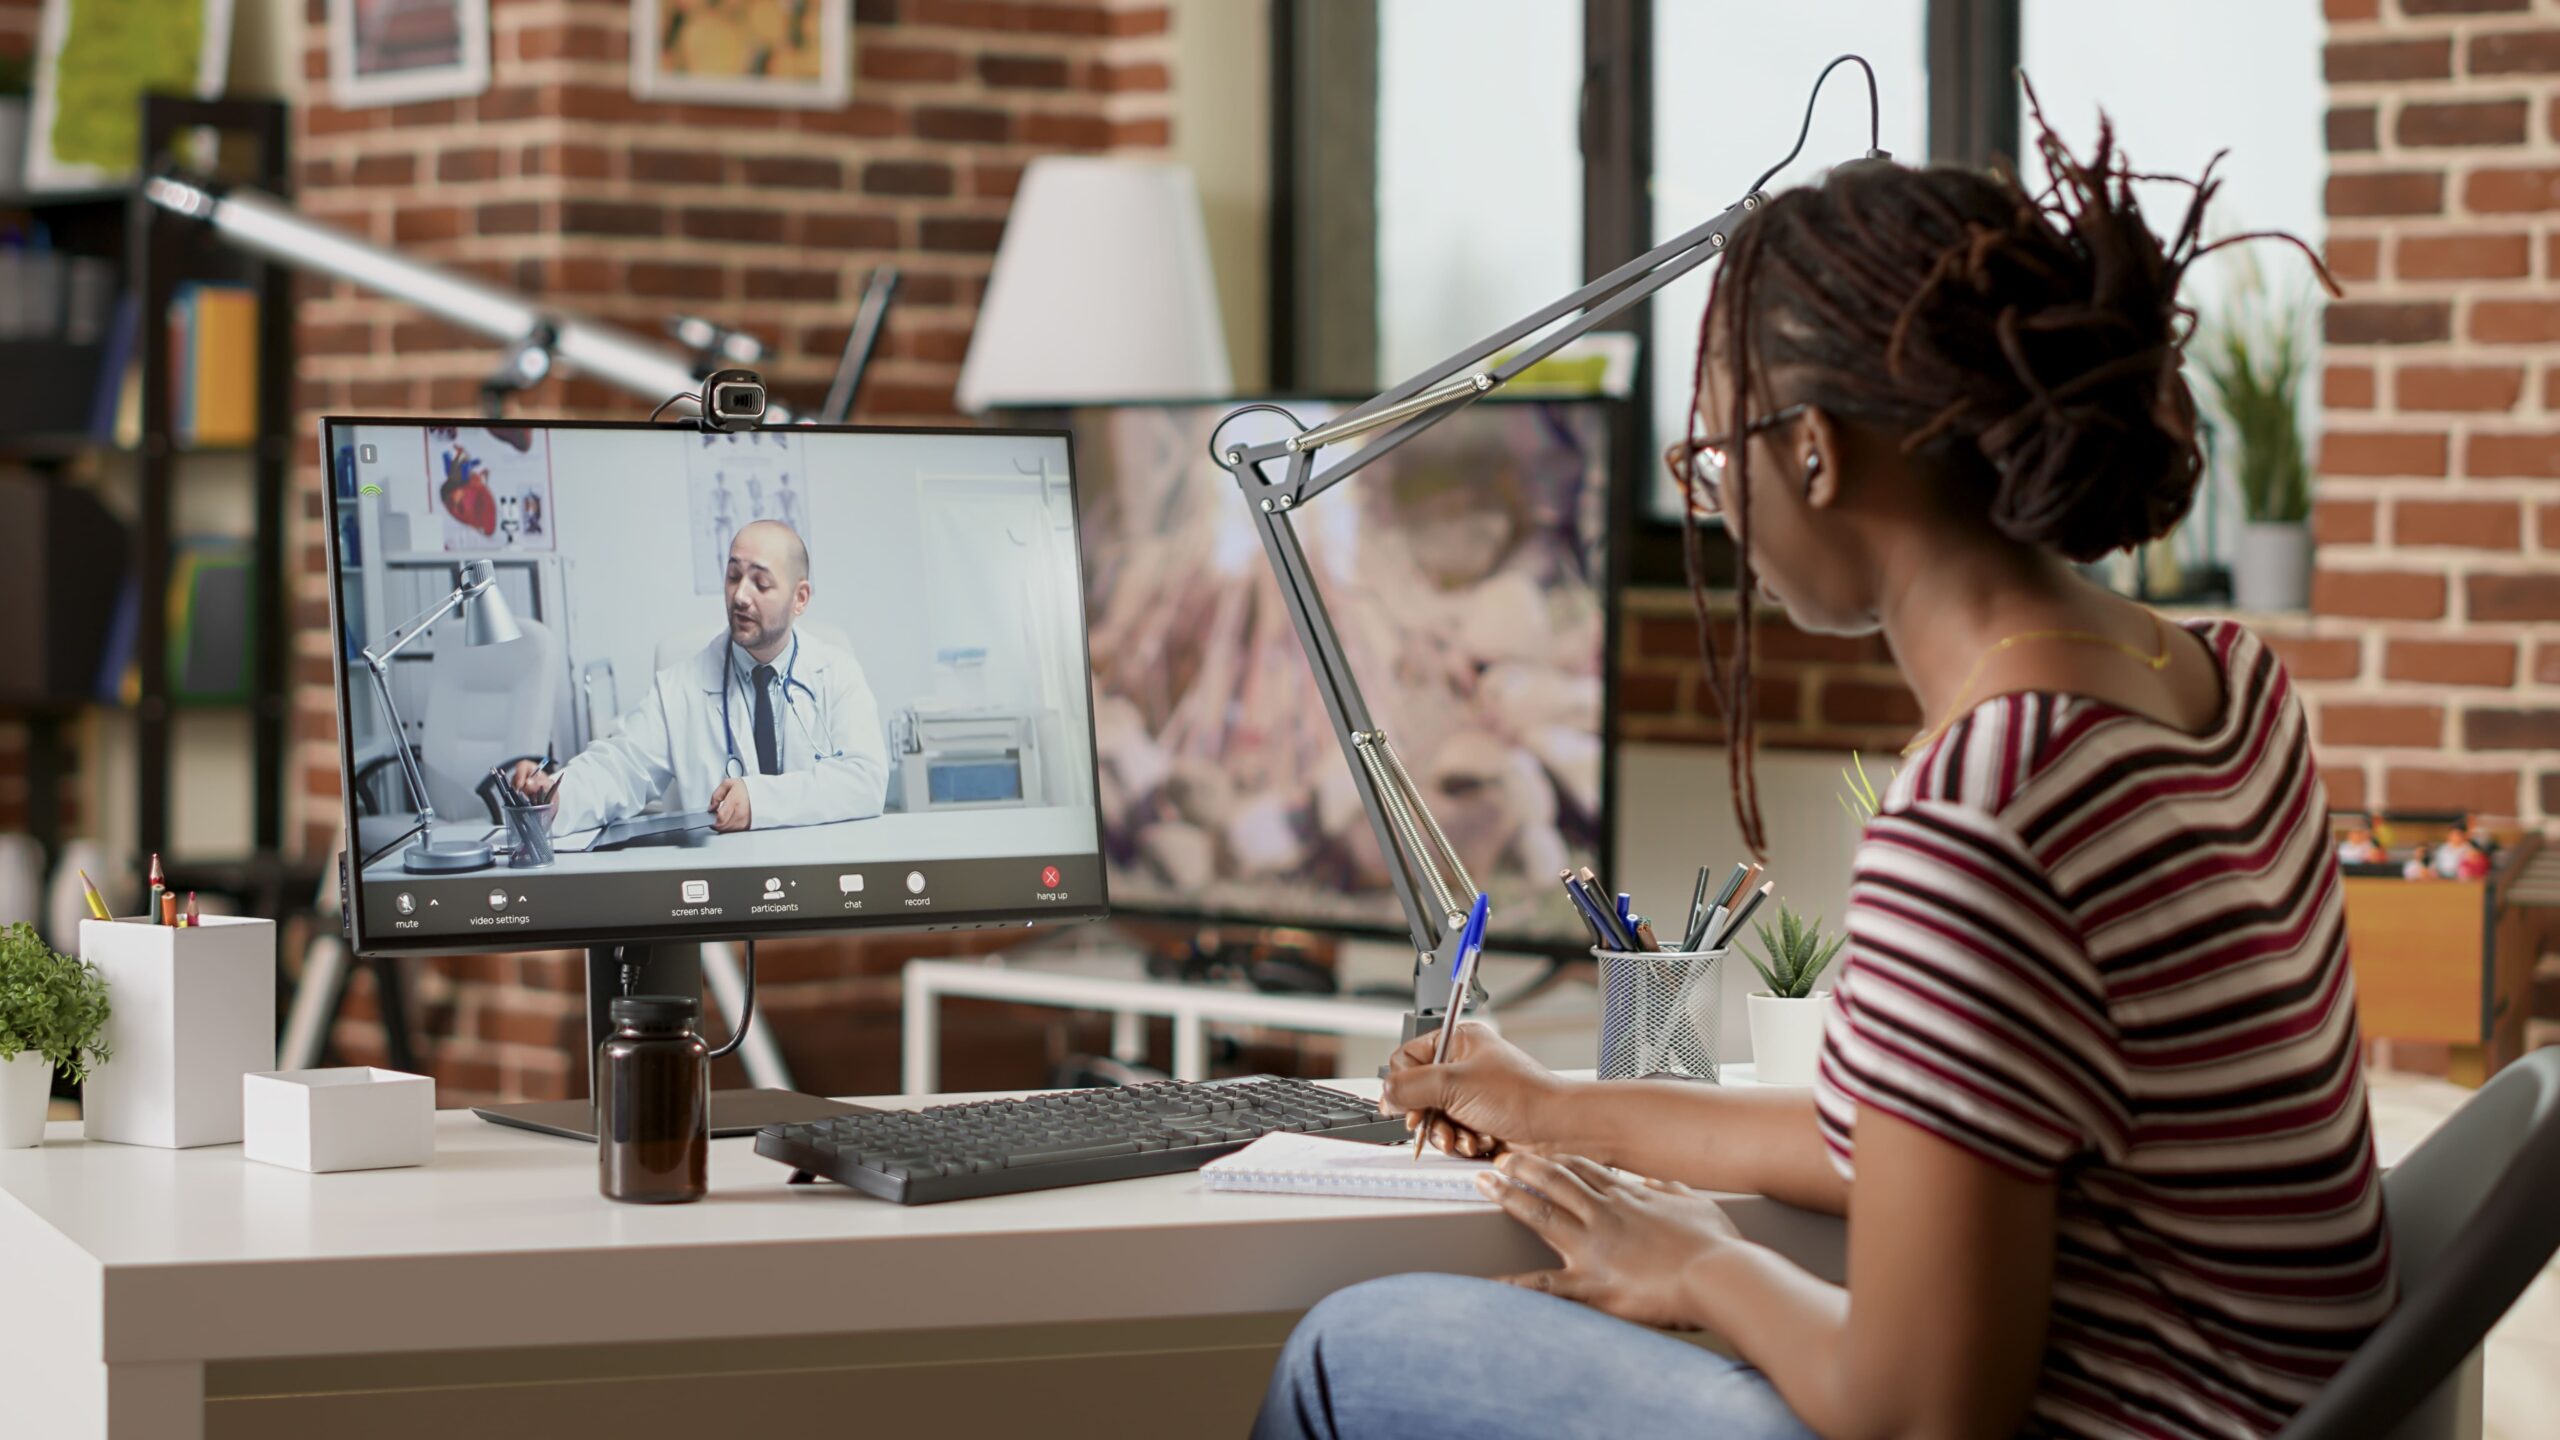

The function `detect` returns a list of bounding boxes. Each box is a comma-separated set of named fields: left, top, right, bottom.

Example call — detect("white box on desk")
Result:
left=243, top=1068, right=435, bottom=1173
left=79, top=916, right=276, bottom=1148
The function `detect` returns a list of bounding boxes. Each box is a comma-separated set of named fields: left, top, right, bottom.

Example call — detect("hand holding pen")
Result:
left=1413, top=893, right=1490, bottom=1157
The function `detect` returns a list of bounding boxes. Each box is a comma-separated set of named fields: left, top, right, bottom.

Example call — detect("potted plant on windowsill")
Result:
left=1745, top=904, right=1845, bottom=1088
left=2196, top=255, right=2315, bottom=614
left=0, top=921, right=112, bottom=1147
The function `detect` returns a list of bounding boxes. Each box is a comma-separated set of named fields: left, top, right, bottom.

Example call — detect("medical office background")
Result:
left=0, top=0, right=2554, bottom=1106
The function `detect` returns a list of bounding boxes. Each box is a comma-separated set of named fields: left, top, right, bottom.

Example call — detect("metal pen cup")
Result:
left=1594, top=945, right=1722, bottom=1082
left=503, top=798, right=557, bottom=868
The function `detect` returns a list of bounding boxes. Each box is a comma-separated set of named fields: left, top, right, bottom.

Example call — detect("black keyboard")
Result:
left=755, top=1075, right=1410, bottom=1204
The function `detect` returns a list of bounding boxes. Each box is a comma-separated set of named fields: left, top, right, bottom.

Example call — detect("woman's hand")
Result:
left=1479, top=1152, right=1745, bottom=1331
left=1378, top=1022, right=1568, bottom=1158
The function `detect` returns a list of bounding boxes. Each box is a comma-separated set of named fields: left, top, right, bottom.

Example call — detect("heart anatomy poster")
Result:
left=427, top=426, right=555, bottom=552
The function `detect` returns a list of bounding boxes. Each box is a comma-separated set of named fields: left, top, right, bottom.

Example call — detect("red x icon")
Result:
left=1040, top=866, right=1062, bottom=889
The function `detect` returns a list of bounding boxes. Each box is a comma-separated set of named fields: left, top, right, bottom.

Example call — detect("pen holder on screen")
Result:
left=503, top=798, right=558, bottom=868
left=1594, top=946, right=1720, bottom=1083
left=79, top=916, right=277, bottom=1148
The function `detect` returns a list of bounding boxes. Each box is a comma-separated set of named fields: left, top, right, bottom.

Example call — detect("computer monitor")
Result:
left=321, top=417, right=1109, bottom=963
left=1068, top=398, right=1616, bottom=956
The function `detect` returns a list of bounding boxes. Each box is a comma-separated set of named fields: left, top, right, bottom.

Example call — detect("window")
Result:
left=1648, top=2, right=1931, bottom=521
left=1374, top=0, right=1586, bottom=384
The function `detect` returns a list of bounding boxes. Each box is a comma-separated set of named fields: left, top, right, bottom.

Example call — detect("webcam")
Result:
left=701, top=368, right=767, bottom=432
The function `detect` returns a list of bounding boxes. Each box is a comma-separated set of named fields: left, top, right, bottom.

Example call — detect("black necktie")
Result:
left=751, top=663, right=780, bottom=775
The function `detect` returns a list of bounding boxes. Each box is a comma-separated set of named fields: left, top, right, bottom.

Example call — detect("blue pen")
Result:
left=1416, top=893, right=1491, bottom=1157
left=1616, top=892, right=1634, bottom=929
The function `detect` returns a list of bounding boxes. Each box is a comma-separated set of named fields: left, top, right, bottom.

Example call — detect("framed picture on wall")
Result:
left=327, top=0, right=491, bottom=109
left=632, top=0, right=851, bottom=109
left=25, top=0, right=235, bottom=190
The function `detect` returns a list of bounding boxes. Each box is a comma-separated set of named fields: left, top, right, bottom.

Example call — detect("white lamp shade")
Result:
left=956, top=157, right=1234, bottom=412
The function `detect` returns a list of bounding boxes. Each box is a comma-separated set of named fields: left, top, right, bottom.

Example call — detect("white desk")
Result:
left=0, top=1079, right=1839, bottom=1440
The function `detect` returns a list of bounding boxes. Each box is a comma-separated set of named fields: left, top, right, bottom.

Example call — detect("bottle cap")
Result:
left=608, top=995, right=699, bottom=1030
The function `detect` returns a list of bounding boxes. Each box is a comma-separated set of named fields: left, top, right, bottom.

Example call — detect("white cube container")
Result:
left=79, top=916, right=277, bottom=1148
left=243, top=1068, right=435, bottom=1173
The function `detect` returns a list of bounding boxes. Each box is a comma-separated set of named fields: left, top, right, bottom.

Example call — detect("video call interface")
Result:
left=325, top=420, right=1107, bottom=952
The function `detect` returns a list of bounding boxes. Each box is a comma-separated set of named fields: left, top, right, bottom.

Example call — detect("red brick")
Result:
left=2543, top=773, right=2560, bottom=819
left=859, top=43, right=962, bottom=83
left=2540, top=501, right=2560, bottom=550
left=2397, top=233, right=2532, bottom=280
left=2312, top=569, right=2447, bottom=620
left=679, top=207, right=787, bottom=245
left=2266, top=635, right=2363, bottom=682
left=350, top=152, right=415, bottom=186
left=2327, top=172, right=2446, bottom=217
left=1021, top=112, right=1113, bottom=148
left=2472, top=301, right=2560, bottom=345
left=477, top=201, right=544, bottom=236
left=2322, top=764, right=2369, bottom=813
left=2468, top=573, right=2560, bottom=622
left=863, top=160, right=952, bottom=196
left=794, top=102, right=901, bottom=139
left=2318, top=431, right=2447, bottom=478
left=2400, top=100, right=2529, bottom=148
left=2312, top=497, right=2377, bottom=545
left=631, top=148, right=724, bottom=185
left=2465, top=168, right=2560, bottom=213
left=920, top=216, right=1007, bottom=253
left=2324, top=0, right=2378, bottom=16
left=741, top=155, right=843, bottom=189
left=1109, top=5, right=1172, bottom=36
left=2321, top=703, right=2444, bottom=750
left=979, top=53, right=1071, bottom=89
left=2548, top=366, right=2560, bottom=411
left=477, top=1006, right=582, bottom=1049
left=914, top=105, right=1011, bottom=143
left=2384, top=639, right=2519, bottom=688
left=516, top=22, right=618, bottom=62
left=970, top=162, right=1023, bottom=199
left=519, top=142, right=612, bottom=180
left=437, top=148, right=500, bottom=183
left=2403, top=0, right=2529, bottom=12
left=2323, top=237, right=2380, bottom=284
left=2321, top=365, right=2376, bottom=410
left=391, top=206, right=465, bottom=244
left=2397, top=365, right=2524, bottom=414
left=2384, top=768, right=2520, bottom=818
left=2326, top=301, right=2451, bottom=346
left=745, top=268, right=840, bottom=301
left=2536, top=643, right=2560, bottom=686
left=1095, top=61, right=1171, bottom=93
left=388, top=100, right=459, bottom=128
left=2465, top=433, right=2560, bottom=478
left=1619, top=671, right=1682, bottom=716
left=2326, top=38, right=2453, bottom=83
left=793, top=212, right=900, bottom=250
left=2470, top=29, right=2560, bottom=75
left=559, top=200, right=663, bottom=237
left=627, top=261, right=726, bottom=299
left=1109, top=117, right=1173, bottom=148
left=2462, top=709, right=2560, bottom=752
left=1819, top=680, right=1921, bottom=728
left=2396, top=499, right=2523, bottom=550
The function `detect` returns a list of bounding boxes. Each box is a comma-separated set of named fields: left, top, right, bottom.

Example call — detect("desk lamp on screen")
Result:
left=1209, top=56, right=1889, bottom=1046
left=359, top=557, right=522, bottom=875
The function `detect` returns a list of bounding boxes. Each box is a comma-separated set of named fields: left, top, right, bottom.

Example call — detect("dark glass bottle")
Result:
left=597, top=994, right=709, bottom=1204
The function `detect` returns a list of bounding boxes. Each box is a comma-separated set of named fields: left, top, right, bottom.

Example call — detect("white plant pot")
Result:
left=1746, top=990, right=1835, bottom=1088
left=2233, top=521, right=2313, bottom=613
left=1, top=1049, right=52, bottom=1148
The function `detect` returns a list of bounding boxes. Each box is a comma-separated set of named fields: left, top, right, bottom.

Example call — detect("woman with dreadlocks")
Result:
left=1255, top=97, right=2389, bottom=1440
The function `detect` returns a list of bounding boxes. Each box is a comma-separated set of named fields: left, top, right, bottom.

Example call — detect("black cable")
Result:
left=1748, top=53, right=1885, bottom=197
left=650, top=391, right=702, bottom=422
left=1204, top=402, right=1310, bottom=473
left=702, top=938, right=757, bottom=1062
left=356, top=817, right=427, bottom=872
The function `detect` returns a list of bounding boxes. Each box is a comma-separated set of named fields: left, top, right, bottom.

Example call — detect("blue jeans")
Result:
left=1254, top=1273, right=1818, bottom=1440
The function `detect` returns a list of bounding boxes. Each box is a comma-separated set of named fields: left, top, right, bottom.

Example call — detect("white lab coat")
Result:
left=550, top=628, right=889, bottom=833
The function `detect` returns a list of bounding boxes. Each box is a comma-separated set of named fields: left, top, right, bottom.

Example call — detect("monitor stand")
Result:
left=472, top=942, right=872, bottom=1142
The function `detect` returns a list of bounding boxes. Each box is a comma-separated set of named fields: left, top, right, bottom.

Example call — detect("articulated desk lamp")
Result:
left=1210, top=56, right=1886, bottom=1047
left=361, top=558, right=523, bottom=874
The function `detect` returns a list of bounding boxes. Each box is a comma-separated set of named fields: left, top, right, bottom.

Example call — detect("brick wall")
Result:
left=293, top=0, right=1178, bottom=1102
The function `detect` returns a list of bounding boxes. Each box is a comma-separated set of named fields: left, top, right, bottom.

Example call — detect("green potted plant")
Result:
left=2194, top=251, right=2316, bottom=613
left=1744, top=903, right=1845, bottom=1087
left=0, top=921, right=113, bottom=1148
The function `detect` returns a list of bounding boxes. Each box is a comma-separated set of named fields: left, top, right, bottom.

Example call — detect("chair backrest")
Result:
left=415, top=617, right=566, bottom=822
left=2276, top=1047, right=2560, bottom=1440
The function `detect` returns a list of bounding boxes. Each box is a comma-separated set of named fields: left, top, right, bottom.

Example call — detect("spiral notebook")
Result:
left=1199, top=1131, right=1497, bottom=1202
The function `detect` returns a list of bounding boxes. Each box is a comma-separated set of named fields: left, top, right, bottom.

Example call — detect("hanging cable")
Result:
left=703, top=938, right=757, bottom=1062
left=1748, top=53, right=1886, bottom=196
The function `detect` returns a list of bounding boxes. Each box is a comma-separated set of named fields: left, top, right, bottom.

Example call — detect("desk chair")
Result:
left=354, top=617, right=567, bottom=825
left=2278, top=1047, right=2560, bottom=1440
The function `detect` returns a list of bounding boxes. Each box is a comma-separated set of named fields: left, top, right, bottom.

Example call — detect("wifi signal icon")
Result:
left=359, top=482, right=384, bottom=496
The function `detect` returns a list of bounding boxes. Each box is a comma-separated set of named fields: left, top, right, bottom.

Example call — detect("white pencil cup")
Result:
left=79, top=916, right=277, bottom=1148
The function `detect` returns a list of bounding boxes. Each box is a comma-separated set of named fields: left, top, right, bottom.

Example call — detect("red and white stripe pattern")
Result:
left=1813, top=619, right=2396, bottom=1440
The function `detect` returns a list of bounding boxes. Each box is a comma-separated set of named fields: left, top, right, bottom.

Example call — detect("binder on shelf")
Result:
left=167, top=282, right=257, bottom=449
left=167, top=537, right=253, bottom=705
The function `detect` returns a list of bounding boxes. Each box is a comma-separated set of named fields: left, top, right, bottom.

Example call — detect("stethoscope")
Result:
left=718, top=634, right=835, bottom=779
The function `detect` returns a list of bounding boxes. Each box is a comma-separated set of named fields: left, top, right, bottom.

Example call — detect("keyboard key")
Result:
left=1002, top=1139, right=1140, bottom=1168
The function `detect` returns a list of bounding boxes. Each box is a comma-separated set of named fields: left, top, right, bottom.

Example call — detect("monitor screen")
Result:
left=322, top=418, right=1107, bottom=955
left=1070, top=399, right=1614, bottom=953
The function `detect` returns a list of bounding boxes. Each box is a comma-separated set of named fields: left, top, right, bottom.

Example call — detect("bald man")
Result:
left=514, top=520, right=888, bottom=834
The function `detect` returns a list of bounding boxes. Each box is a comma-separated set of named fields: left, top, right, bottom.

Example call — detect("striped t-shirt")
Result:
left=1812, top=619, right=2396, bottom=1440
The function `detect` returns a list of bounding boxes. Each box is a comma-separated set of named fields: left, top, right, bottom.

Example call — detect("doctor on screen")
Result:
left=513, top=521, right=888, bottom=833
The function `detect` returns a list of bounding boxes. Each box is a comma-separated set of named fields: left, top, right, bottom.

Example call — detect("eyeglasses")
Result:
left=1662, top=402, right=1810, bottom=518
